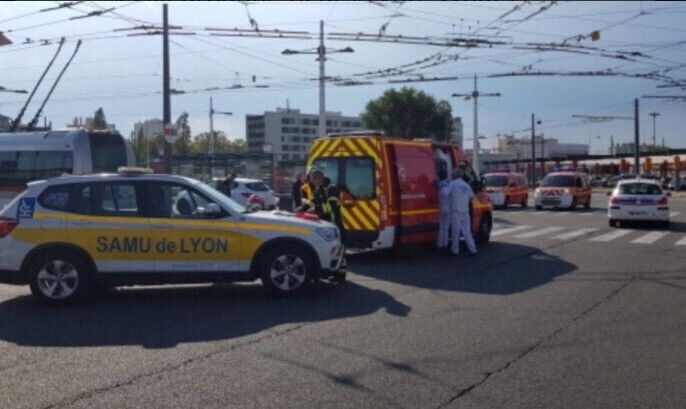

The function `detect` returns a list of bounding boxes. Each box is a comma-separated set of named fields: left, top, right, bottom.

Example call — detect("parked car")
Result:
left=483, top=172, right=528, bottom=208
left=668, top=177, right=686, bottom=191
left=608, top=178, right=671, bottom=229
left=534, top=171, right=592, bottom=210
left=209, top=177, right=279, bottom=209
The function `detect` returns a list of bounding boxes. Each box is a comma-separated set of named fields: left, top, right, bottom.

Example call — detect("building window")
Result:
left=281, top=117, right=295, bottom=124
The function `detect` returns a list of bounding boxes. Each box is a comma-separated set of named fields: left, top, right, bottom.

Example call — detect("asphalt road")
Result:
left=1, top=193, right=685, bottom=409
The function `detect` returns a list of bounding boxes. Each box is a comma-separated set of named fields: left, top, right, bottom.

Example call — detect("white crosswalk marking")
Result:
left=631, top=231, right=669, bottom=244
left=552, top=228, right=599, bottom=240
left=590, top=229, right=633, bottom=242
left=514, top=226, right=565, bottom=238
left=556, top=211, right=570, bottom=215
left=491, top=225, right=531, bottom=237
left=676, top=235, right=686, bottom=246
left=670, top=211, right=680, bottom=218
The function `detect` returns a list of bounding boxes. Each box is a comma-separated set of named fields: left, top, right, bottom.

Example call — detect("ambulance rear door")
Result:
left=389, top=142, right=439, bottom=244
left=310, top=138, right=384, bottom=248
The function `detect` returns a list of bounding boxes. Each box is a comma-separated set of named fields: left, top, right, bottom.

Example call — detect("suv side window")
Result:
left=146, top=182, right=225, bottom=219
left=92, top=182, right=142, bottom=217
left=38, top=184, right=73, bottom=212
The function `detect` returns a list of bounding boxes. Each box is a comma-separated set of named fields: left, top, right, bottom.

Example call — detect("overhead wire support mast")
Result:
left=451, top=74, right=500, bottom=176
left=282, top=20, right=354, bottom=138
left=27, top=40, right=82, bottom=131
left=9, top=37, right=65, bottom=132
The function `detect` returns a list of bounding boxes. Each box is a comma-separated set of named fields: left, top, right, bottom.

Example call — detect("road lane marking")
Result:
left=491, top=225, right=531, bottom=237
left=676, top=235, right=686, bottom=246
left=589, top=229, right=633, bottom=242
left=631, top=231, right=669, bottom=244
left=556, top=211, right=570, bottom=215
left=670, top=211, right=680, bottom=218
left=552, top=228, right=599, bottom=240
left=514, top=226, right=565, bottom=238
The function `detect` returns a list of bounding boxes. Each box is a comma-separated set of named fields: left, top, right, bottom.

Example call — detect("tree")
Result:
left=131, top=127, right=148, bottom=166
left=173, top=112, right=192, bottom=156
left=190, top=131, right=247, bottom=155
left=91, top=107, right=108, bottom=130
left=361, top=87, right=454, bottom=140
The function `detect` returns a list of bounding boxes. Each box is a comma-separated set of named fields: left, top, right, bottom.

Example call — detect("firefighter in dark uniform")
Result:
left=304, top=169, right=347, bottom=282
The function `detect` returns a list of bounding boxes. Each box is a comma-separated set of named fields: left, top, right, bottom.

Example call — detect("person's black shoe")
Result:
left=331, top=272, right=347, bottom=283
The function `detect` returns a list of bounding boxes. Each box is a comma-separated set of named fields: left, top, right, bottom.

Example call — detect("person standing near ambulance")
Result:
left=436, top=170, right=451, bottom=250
left=447, top=168, right=477, bottom=256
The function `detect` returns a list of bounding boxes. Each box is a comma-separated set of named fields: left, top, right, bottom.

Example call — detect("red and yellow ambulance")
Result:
left=306, top=132, right=493, bottom=249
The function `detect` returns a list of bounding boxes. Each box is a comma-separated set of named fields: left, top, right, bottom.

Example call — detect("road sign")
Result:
left=163, top=123, right=178, bottom=143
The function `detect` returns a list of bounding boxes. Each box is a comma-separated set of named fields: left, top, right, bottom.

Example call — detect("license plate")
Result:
left=629, top=211, right=647, bottom=216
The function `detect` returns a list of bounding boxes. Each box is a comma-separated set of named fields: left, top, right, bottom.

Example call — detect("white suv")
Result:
left=0, top=170, right=344, bottom=304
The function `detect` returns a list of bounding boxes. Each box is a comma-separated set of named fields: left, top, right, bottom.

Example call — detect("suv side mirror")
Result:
left=201, top=203, right=222, bottom=216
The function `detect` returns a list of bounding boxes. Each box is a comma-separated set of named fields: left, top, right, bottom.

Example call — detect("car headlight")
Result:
left=563, top=188, right=571, bottom=194
left=316, top=227, right=339, bottom=241
left=534, top=189, right=541, bottom=196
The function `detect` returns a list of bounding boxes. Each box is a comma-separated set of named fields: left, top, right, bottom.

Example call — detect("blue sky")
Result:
left=1, top=1, right=685, bottom=154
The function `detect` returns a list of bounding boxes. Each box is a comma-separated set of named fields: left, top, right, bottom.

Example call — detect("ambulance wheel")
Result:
left=475, top=213, right=492, bottom=244
left=584, top=195, right=591, bottom=209
left=260, top=244, right=314, bottom=296
left=521, top=196, right=528, bottom=208
left=608, top=219, right=617, bottom=227
left=28, top=251, right=92, bottom=305
left=535, top=205, right=543, bottom=211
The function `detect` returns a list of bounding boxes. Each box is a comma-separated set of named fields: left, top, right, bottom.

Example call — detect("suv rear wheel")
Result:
left=259, top=243, right=314, bottom=296
left=28, top=251, right=92, bottom=305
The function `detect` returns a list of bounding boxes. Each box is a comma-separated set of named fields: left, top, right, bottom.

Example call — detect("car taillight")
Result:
left=610, top=197, right=620, bottom=204
left=657, top=196, right=668, bottom=205
left=0, top=217, right=18, bottom=238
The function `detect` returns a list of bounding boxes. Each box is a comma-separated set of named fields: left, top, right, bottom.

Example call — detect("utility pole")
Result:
left=531, top=114, right=536, bottom=186
left=649, top=111, right=660, bottom=146
left=162, top=3, right=171, bottom=173
left=541, top=132, right=545, bottom=177
left=318, top=20, right=325, bottom=139
left=451, top=74, right=501, bottom=176
left=634, top=98, right=640, bottom=174
left=208, top=96, right=233, bottom=177
left=282, top=21, right=353, bottom=138
left=610, top=134, right=614, bottom=156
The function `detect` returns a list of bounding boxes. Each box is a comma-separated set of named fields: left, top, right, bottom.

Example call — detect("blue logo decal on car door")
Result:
left=17, top=198, right=36, bottom=219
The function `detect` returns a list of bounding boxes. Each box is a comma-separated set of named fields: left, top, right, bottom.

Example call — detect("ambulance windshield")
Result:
left=484, top=175, right=508, bottom=187
left=542, top=175, right=575, bottom=187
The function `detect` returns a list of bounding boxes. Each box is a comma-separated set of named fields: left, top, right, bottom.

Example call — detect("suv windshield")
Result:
left=619, top=183, right=662, bottom=195
left=194, top=180, right=246, bottom=214
left=542, top=175, right=575, bottom=187
left=485, top=175, right=508, bottom=187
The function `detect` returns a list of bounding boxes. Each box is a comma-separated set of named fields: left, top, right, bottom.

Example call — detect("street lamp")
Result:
left=282, top=20, right=353, bottom=138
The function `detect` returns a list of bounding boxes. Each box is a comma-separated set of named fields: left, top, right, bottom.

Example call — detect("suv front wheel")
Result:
left=259, top=243, right=315, bottom=296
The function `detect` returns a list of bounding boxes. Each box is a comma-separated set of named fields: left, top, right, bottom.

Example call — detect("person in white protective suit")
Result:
left=447, top=168, right=477, bottom=256
left=436, top=170, right=451, bottom=250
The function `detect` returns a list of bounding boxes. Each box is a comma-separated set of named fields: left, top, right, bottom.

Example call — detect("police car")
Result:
left=0, top=168, right=344, bottom=304
left=608, top=178, right=671, bottom=228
